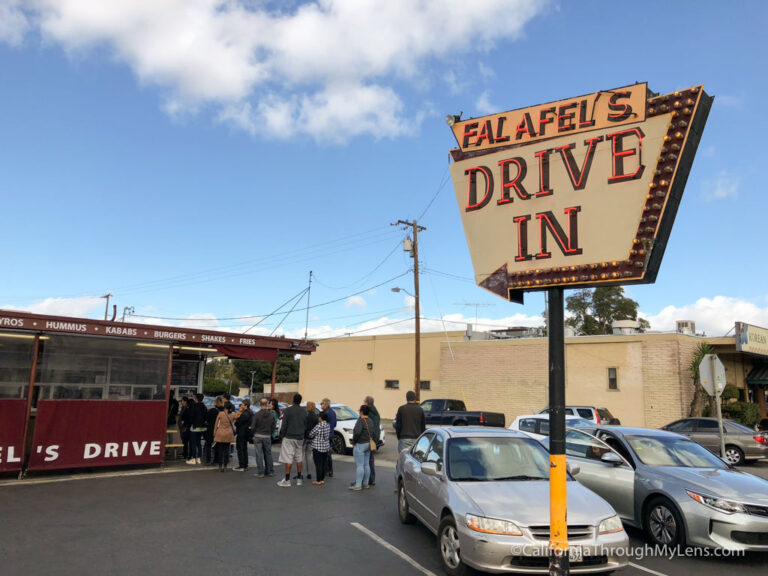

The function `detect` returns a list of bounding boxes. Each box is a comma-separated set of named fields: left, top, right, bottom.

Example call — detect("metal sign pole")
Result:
left=714, top=355, right=726, bottom=460
left=548, top=288, right=569, bottom=575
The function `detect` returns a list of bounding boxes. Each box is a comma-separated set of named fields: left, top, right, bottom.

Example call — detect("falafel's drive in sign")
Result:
left=448, top=83, right=712, bottom=302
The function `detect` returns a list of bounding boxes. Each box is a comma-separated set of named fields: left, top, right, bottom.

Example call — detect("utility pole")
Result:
left=304, top=271, right=312, bottom=341
left=101, top=293, right=112, bottom=321
left=392, top=219, right=426, bottom=401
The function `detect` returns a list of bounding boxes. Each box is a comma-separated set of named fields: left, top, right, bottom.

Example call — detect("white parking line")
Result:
left=628, top=561, right=670, bottom=576
left=351, top=522, right=439, bottom=576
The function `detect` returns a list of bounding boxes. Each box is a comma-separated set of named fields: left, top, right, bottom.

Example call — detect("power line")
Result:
left=418, top=165, right=450, bottom=221
left=129, top=271, right=410, bottom=322
left=242, top=287, right=308, bottom=334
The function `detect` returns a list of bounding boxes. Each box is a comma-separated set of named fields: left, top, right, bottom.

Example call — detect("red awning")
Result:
left=214, top=345, right=277, bottom=362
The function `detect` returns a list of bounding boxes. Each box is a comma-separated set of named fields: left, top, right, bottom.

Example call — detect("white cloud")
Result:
left=345, top=295, right=367, bottom=310
left=12, top=0, right=546, bottom=142
left=478, top=61, right=495, bottom=79
left=3, top=296, right=104, bottom=318
left=404, top=295, right=415, bottom=309
left=703, top=170, right=738, bottom=201
left=0, top=0, right=29, bottom=46
left=475, top=90, right=496, bottom=115
left=643, top=296, right=768, bottom=336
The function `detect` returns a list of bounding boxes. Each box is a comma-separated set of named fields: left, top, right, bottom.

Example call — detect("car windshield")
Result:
left=566, top=418, right=595, bottom=429
left=447, top=437, right=550, bottom=481
left=626, top=435, right=728, bottom=469
left=333, top=405, right=358, bottom=420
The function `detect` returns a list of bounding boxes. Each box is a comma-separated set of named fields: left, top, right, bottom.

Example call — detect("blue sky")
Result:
left=1, top=0, right=767, bottom=339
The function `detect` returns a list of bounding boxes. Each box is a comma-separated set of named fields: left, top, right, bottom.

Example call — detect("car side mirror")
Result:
left=601, top=452, right=623, bottom=466
left=566, top=463, right=580, bottom=476
left=421, top=461, right=443, bottom=479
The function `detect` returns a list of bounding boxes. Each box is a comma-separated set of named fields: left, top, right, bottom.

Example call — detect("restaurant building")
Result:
left=0, top=309, right=315, bottom=475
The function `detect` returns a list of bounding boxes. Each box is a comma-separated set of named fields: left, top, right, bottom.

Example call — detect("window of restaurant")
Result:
left=171, top=360, right=201, bottom=398
left=0, top=333, right=36, bottom=399
left=32, top=334, right=170, bottom=406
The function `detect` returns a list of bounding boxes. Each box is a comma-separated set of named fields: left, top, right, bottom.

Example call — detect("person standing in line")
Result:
left=320, top=398, right=337, bottom=478
left=349, top=404, right=372, bottom=491
left=269, top=398, right=281, bottom=442
left=302, top=401, right=319, bottom=480
left=167, top=389, right=179, bottom=426
left=309, top=411, right=330, bottom=485
left=394, top=390, right=425, bottom=453
left=363, top=396, right=380, bottom=487
left=203, top=396, right=222, bottom=465
left=252, top=397, right=276, bottom=478
left=277, top=394, right=307, bottom=487
left=213, top=400, right=236, bottom=472
left=233, top=399, right=253, bottom=472
left=222, top=392, right=236, bottom=464
left=187, top=393, right=208, bottom=465
left=178, top=396, right=192, bottom=461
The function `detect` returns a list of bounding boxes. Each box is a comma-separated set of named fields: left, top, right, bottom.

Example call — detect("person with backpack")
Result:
left=233, top=399, right=254, bottom=472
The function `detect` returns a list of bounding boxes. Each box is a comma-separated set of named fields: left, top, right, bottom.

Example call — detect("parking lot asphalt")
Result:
left=1, top=445, right=767, bottom=576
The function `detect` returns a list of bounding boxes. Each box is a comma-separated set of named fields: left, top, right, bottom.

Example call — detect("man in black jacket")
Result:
left=364, top=396, right=381, bottom=487
left=277, top=394, right=307, bottom=487
left=394, top=391, right=425, bottom=453
left=233, top=399, right=254, bottom=471
left=187, top=393, right=208, bottom=465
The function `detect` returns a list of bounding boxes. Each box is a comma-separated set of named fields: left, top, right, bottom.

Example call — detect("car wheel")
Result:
left=645, top=497, right=685, bottom=547
left=398, top=481, right=416, bottom=524
left=331, top=432, right=346, bottom=455
left=438, top=516, right=470, bottom=576
left=724, top=445, right=745, bottom=466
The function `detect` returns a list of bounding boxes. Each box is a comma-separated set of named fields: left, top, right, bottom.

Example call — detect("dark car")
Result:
left=661, top=417, right=768, bottom=466
left=420, top=398, right=506, bottom=427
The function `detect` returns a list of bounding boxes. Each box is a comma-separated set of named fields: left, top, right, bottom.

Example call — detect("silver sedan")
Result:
left=549, top=426, right=768, bottom=550
left=395, top=427, right=629, bottom=575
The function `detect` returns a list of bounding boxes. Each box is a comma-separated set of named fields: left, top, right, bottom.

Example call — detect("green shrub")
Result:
left=722, top=384, right=740, bottom=401
left=722, top=401, right=761, bottom=427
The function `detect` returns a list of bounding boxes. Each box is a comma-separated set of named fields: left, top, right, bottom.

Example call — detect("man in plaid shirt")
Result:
left=309, top=411, right=331, bottom=485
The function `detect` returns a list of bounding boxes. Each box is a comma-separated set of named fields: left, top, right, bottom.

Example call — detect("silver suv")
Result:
left=538, top=406, right=621, bottom=425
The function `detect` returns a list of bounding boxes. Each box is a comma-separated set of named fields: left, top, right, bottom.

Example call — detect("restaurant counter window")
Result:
left=385, top=379, right=399, bottom=389
left=420, top=380, right=431, bottom=391
left=0, top=333, right=36, bottom=399
left=32, top=334, right=170, bottom=407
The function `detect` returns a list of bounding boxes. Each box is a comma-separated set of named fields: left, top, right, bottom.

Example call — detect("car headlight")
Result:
left=598, top=515, right=624, bottom=535
left=465, top=514, right=522, bottom=536
left=686, top=490, right=746, bottom=514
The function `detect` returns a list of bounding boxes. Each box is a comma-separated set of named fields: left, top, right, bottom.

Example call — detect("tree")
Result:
left=688, top=342, right=715, bottom=417
left=231, top=355, right=300, bottom=394
left=203, top=359, right=239, bottom=396
left=565, top=287, right=649, bottom=335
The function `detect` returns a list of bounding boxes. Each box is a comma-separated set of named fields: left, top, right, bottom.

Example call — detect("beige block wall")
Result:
left=439, top=334, right=702, bottom=428
left=439, top=339, right=548, bottom=421
left=298, top=331, right=463, bottom=418
left=300, top=330, right=718, bottom=426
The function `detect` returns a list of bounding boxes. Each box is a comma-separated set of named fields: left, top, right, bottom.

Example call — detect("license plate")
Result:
left=569, top=546, right=583, bottom=563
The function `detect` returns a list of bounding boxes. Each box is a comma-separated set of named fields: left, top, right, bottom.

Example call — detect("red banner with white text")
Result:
left=28, top=400, right=167, bottom=471
left=0, top=399, right=27, bottom=472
